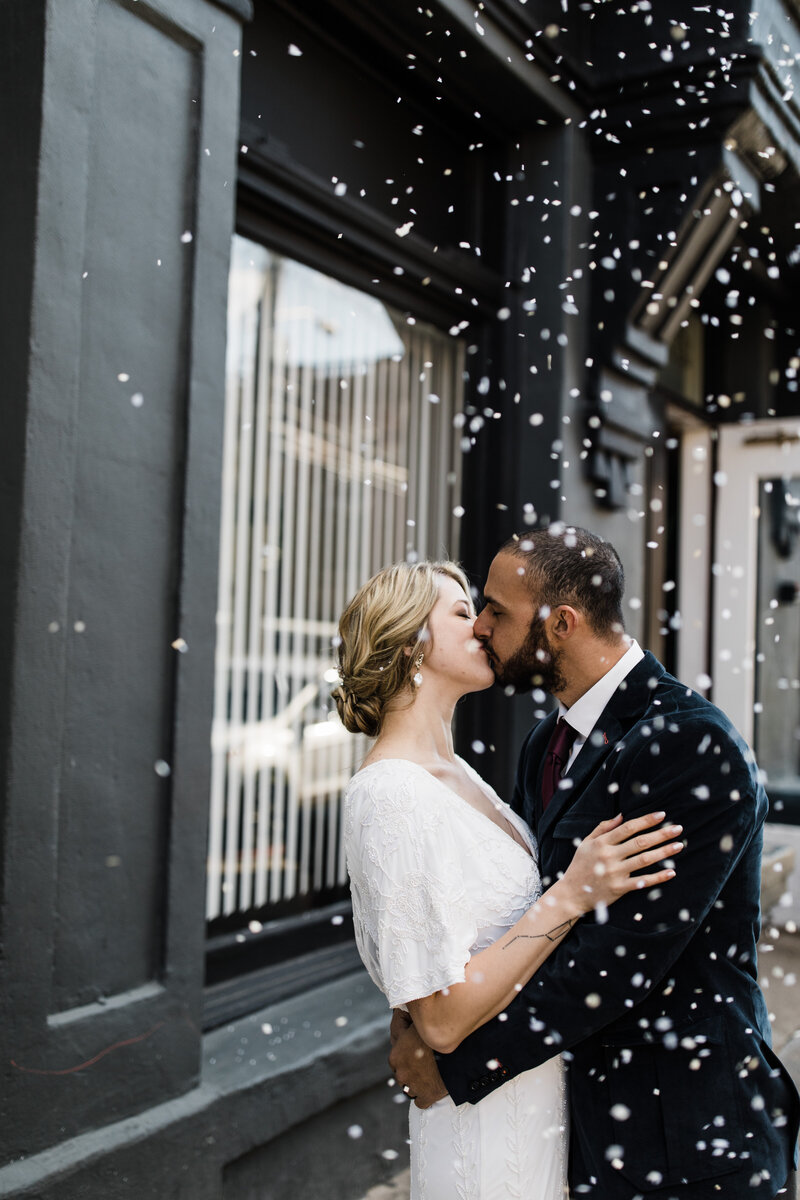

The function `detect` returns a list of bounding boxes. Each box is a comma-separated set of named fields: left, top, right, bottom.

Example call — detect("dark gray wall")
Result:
left=0, top=0, right=245, bottom=1170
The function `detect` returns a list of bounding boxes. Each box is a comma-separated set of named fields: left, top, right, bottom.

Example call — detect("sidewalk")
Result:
left=762, top=822, right=800, bottom=1087
left=362, top=823, right=800, bottom=1200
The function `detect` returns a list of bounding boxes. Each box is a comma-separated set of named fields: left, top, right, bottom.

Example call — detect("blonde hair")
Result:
left=333, top=560, right=472, bottom=737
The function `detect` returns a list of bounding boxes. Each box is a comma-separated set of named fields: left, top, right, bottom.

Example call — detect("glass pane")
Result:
left=755, top=476, right=800, bottom=811
left=206, top=235, right=465, bottom=923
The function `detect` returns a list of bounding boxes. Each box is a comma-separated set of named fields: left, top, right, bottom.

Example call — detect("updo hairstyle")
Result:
left=333, top=560, right=471, bottom=737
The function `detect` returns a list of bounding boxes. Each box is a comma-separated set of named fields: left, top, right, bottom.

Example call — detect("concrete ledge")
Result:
left=209, top=0, right=253, bottom=21
left=362, top=1168, right=411, bottom=1199
left=762, top=843, right=797, bottom=917
left=783, top=1034, right=800, bottom=1095
left=1, top=970, right=410, bottom=1200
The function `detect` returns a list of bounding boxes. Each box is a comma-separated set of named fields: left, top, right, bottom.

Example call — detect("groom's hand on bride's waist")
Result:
left=388, top=1019, right=449, bottom=1109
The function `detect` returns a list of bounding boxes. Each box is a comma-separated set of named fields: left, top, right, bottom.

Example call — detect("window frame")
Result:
left=203, top=198, right=491, bottom=1028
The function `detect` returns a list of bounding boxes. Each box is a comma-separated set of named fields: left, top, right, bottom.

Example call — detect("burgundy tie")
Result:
left=542, top=718, right=578, bottom=811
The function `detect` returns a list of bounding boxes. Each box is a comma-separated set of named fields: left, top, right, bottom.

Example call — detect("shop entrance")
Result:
left=714, top=420, right=800, bottom=822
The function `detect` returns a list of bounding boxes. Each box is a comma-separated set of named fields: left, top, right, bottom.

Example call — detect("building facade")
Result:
left=2, top=0, right=799, bottom=1196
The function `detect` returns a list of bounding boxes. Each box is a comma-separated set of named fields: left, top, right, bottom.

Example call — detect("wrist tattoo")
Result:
left=503, top=918, right=577, bottom=948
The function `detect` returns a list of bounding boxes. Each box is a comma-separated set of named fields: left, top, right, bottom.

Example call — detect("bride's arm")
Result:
left=406, top=811, right=682, bottom=1054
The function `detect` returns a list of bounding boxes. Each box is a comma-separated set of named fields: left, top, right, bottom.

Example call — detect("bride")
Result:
left=334, top=560, right=683, bottom=1200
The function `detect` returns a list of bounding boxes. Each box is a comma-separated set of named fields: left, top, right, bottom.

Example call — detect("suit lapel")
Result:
left=537, top=713, right=623, bottom=840
left=535, top=652, right=666, bottom=841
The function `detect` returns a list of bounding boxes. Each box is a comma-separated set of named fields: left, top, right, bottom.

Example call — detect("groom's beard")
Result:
left=491, top=621, right=566, bottom=696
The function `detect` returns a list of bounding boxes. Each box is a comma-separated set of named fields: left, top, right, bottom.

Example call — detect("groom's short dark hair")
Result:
left=501, top=524, right=625, bottom=638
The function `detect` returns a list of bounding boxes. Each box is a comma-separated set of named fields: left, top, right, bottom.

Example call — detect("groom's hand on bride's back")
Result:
left=389, top=1008, right=412, bottom=1046
left=388, top=1019, right=449, bottom=1109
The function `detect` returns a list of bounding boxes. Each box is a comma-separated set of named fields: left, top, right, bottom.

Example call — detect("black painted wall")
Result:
left=0, top=0, right=246, bottom=1172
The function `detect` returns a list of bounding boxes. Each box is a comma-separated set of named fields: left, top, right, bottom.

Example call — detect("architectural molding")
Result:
left=237, top=135, right=505, bottom=320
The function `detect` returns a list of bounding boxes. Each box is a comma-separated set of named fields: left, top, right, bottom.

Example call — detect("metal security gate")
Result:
left=206, top=236, right=465, bottom=921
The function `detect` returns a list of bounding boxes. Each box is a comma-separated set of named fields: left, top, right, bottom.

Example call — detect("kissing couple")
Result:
left=335, top=525, right=799, bottom=1200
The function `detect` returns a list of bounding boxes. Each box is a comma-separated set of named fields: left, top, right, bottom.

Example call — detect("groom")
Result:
left=389, top=525, right=799, bottom=1198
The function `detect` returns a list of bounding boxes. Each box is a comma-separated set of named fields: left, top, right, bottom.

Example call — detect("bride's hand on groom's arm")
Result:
left=388, top=1020, right=449, bottom=1109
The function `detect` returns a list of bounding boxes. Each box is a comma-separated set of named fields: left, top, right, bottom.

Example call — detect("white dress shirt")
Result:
left=559, top=639, right=645, bottom=773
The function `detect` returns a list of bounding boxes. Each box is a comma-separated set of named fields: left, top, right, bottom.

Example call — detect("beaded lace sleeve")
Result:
left=344, top=763, right=480, bottom=1010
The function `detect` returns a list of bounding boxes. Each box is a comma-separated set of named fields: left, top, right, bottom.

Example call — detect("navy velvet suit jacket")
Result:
left=437, top=652, right=800, bottom=1198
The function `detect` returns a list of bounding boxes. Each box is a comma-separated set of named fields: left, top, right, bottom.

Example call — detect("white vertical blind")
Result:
left=207, top=236, right=465, bottom=921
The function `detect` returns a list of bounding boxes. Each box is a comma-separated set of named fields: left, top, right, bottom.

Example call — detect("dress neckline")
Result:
left=352, top=757, right=535, bottom=860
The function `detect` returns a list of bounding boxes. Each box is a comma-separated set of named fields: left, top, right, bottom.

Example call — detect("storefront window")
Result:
left=755, top=475, right=800, bottom=810
left=206, top=235, right=465, bottom=926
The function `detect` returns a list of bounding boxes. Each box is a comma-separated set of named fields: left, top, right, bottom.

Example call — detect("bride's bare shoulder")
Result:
left=357, top=749, right=385, bottom=771
left=358, top=744, right=423, bottom=772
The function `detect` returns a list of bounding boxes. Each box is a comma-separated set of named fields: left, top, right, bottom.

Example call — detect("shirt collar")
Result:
left=558, top=639, right=645, bottom=740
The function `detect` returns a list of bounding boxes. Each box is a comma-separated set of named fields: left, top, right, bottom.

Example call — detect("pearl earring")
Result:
left=413, top=654, right=424, bottom=687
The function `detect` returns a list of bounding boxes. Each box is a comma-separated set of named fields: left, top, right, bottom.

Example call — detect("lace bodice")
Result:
left=343, top=757, right=542, bottom=1009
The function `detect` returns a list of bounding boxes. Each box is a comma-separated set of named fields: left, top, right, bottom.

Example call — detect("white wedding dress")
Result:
left=344, top=757, right=568, bottom=1200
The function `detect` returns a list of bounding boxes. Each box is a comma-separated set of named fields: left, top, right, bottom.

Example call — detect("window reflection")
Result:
left=206, top=236, right=465, bottom=923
